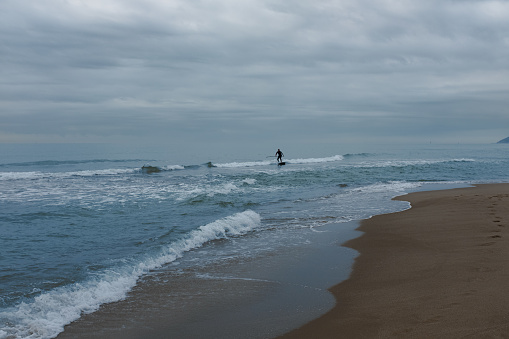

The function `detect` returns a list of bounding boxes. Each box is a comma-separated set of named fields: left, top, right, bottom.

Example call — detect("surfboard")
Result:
left=278, top=162, right=286, bottom=166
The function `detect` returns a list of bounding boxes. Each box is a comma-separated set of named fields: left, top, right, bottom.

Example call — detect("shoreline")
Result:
left=55, top=220, right=361, bottom=338
left=280, top=183, right=509, bottom=338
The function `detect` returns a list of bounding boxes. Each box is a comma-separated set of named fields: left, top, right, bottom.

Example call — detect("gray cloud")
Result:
left=1, top=0, right=508, bottom=144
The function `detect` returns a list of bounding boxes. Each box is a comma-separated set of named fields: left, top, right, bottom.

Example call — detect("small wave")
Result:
left=242, top=178, right=256, bottom=185
left=0, top=159, right=149, bottom=168
left=286, top=155, right=344, bottom=164
left=212, top=155, right=344, bottom=168
left=141, top=165, right=161, bottom=174
left=0, top=171, right=48, bottom=181
left=451, top=158, right=475, bottom=162
left=178, top=182, right=240, bottom=203
left=67, top=169, right=137, bottom=177
left=141, top=165, right=186, bottom=174
left=213, top=161, right=272, bottom=168
left=343, top=153, right=375, bottom=158
left=350, top=181, right=423, bottom=194
left=212, top=183, right=238, bottom=195
left=0, top=210, right=261, bottom=339
left=0, top=168, right=138, bottom=181
left=162, top=165, right=186, bottom=171
left=353, top=158, right=476, bottom=168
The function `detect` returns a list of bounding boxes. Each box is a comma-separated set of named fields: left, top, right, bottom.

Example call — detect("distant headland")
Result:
left=497, top=137, right=509, bottom=143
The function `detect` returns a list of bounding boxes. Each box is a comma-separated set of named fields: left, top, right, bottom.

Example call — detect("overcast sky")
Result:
left=1, top=0, right=508, bottom=148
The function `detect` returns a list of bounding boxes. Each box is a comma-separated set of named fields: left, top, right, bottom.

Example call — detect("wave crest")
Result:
left=212, top=155, right=344, bottom=168
left=0, top=210, right=261, bottom=339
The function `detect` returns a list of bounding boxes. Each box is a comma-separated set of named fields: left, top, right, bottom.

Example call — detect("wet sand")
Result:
left=56, top=221, right=360, bottom=339
left=280, top=184, right=509, bottom=338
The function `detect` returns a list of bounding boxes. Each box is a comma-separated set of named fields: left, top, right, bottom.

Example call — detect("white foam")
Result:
left=350, top=181, right=423, bottom=194
left=174, top=182, right=242, bottom=201
left=353, top=158, right=475, bottom=168
left=0, top=210, right=261, bottom=339
left=286, top=155, right=344, bottom=164
left=0, top=169, right=138, bottom=181
left=207, top=183, right=238, bottom=196
left=162, top=165, right=185, bottom=171
left=242, top=178, right=256, bottom=185
left=64, top=169, right=137, bottom=177
left=213, top=155, right=344, bottom=168
left=0, top=171, right=47, bottom=181
left=214, top=161, right=272, bottom=168
left=451, top=158, right=476, bottom=162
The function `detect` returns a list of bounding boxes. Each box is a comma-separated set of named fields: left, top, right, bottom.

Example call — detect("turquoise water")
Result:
left=1, top=143, right=508, bottom=338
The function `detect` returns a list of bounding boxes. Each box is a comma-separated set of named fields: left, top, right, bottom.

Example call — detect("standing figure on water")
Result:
left=275, top=149, right=284, bottom=163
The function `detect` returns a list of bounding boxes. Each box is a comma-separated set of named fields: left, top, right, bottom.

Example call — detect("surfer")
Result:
left=275, top=149, right=284, bottom=163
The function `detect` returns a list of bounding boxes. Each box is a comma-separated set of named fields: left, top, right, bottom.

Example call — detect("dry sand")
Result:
left=280, top=184, right=509, bottom=338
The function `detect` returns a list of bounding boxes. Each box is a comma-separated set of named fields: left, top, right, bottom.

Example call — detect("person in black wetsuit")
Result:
left=275, top=149, right=284, bottom=163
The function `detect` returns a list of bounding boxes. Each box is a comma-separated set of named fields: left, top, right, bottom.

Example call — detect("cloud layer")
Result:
left=1, top=0, right=508, bottom=145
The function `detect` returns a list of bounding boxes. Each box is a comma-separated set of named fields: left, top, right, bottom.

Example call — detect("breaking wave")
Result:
left=0, top=210, right=262, bottom=339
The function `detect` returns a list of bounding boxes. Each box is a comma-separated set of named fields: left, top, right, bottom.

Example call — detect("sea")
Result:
left=1, top=142, right=508, bottom=338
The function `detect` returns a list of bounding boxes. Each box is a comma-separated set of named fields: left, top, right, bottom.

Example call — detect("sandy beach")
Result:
left=280, top=183, right=509, bottom=338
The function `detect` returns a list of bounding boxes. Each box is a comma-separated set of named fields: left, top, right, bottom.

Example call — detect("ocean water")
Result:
left=1, top=143, right=508, bottom=338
